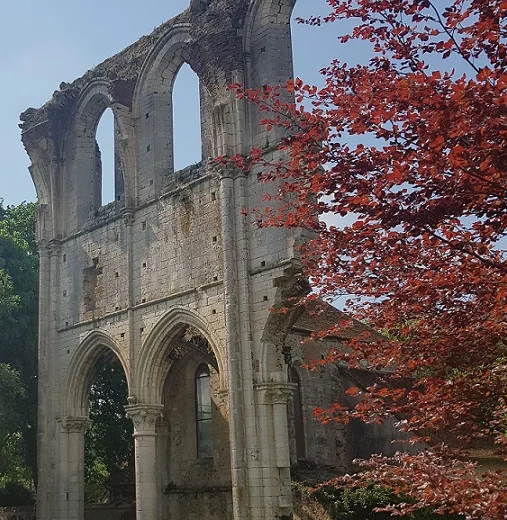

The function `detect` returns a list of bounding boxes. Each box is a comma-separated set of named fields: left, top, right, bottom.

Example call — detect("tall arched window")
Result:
left=289, top=367, right=306, bottom=460
left=95, top=107, right=116, bottom=206
left=195, top=364, right=213, bottom=458
left=291, top=2, right=336, bottom=86
left=172, top=63, right=202, bottom=171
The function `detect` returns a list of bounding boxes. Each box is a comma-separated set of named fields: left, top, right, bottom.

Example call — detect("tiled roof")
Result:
left=292, top=301, right=383, bottom=341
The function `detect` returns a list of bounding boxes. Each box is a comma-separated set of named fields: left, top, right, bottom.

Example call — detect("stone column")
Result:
left=269, top=384, right=293, bottom=470
left=45, top=237, right=63, bottom=519
left=36, top=238, right=52, bottom=520
left=126, top=404, right=164, bottom=520
left=217, top=165, right=248, bottom=519
left=256, top=382, right=295, bottom=516
left=60, top=416, right=90, bottom=520
left=156, top=419, right=170, bottom=517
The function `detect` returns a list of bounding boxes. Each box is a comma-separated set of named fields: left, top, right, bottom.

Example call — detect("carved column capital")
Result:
left=61, top=416, right=90, bottom=433
left=122, top=209, right=135, bottom=226
left=255, top=382, right=295, bottom=405
left=37, top=239, right=49, bottom=253
left=48, top=239, right=62, bottom=258
left=125, top=404, right=164, bottom=437
left=214, top=161, right=245, bottom=181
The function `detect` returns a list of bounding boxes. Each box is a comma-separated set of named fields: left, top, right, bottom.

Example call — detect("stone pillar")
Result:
left=270, top=385, right=293, bottom=470
left=218, top=166, right=248, bottom=519
left=256, top=381, right=295, bottom=517
left=156, top=419, right=170, bottom=517
left=60, top=416, right=90, bottom=520
left=35, top=238, right=52, bottom=520
left=126, top=404, right=164, bottom=520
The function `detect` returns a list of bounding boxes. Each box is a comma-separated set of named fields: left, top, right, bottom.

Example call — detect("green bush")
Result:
left=305, top=483, right=462, bottom=520
left=0, top=482, right=35, bottom=506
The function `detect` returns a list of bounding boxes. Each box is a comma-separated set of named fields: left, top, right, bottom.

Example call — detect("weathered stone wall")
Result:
left=285, top=321, right=418, bottom=474
left=57, top=169, right=225, bottom=357
left=162, top=353, right=233, bottom=519
left=285, top=331, right=348, bottom=471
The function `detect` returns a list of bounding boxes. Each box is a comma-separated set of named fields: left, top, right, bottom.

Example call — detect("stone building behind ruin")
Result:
left=21, top=1, right=405, bottom=519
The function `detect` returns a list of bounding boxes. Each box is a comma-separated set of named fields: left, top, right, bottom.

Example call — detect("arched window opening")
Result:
left=289, top=367, right=306, bottom=460
left=172, top=63, right=202, bottom=172
left=85, top=357, right=134, bottom=503
left=291, top=3, right=337, bottom=90
left=95, top=108, right=119, bottom=206
left=195, top=363, right=213, bottom=459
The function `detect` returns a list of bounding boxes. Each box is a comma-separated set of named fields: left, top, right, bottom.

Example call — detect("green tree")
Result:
left=0, top=364, right=25, bottom=478
left=85, top=359, right=134, bottom=502
left=0, top=201, right=38, bottom=488
left=0, top=201, right=133, bottom=501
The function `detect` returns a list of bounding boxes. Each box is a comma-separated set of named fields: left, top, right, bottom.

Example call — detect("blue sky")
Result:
left=0, top=0, right=344, bottom=206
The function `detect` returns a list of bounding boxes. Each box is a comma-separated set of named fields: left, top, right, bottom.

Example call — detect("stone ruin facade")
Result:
left=21, top=1, right=406, bottom=519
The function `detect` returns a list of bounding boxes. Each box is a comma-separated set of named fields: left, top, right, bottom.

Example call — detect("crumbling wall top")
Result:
left=20, top=0, right=251, bottom=137
left=19, top=10, right=190, bottom=134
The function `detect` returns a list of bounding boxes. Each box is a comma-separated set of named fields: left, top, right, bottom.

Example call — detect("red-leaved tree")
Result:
left=220, top=1, right=507, bottom=518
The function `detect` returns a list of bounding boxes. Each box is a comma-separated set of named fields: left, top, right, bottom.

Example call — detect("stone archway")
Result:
left=134, top=307, right=227, bottom=405
left=62, top=80, right=127, bottom=233
left=159, top=326, right=233, bottom=519
left=128, top=309, right=229, bottom=520
left=59, top=331, right=131, bottom=520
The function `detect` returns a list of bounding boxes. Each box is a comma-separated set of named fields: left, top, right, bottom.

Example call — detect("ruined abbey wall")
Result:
left=21, top=2, right=407, bottom=520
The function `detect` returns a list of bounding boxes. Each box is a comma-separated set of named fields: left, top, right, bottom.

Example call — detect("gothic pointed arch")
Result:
left=133, top=24, right=209, bottom=201
left=244, top=0, right=297, bottom=88
left=62, top=329, right=129, bottom=418
left=259, top=268, right=308, bottom=382
left=62, top=80, right=128, bottom=233
left=134, top=307, right=226, bottom=404
left=244, top=0, right=296, bottom=147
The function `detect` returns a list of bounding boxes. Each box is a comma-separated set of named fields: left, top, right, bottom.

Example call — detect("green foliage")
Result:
left=0, top=482, right=35, bottom=507
left=84, top=456, right=109, bottom=503
left=0, top=364, right=26, bottom=482
left=0, top=270, right=19, bottom=319
left=0, top=201, right=38, bottom=487
left=303, top=484, right=462, bottom=520
left=0, top=364, right=24, bottom=438
left=0, top=201, right=37, bottom=256
left=84, top=360, right=134, bottom=503
left=0, top=432, right=34, bottom=489
left=0, top=202, right=38, bottom=364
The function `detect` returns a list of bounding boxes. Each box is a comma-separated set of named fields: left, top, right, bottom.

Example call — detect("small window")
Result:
left=196, top=364, right=213, bottom=458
